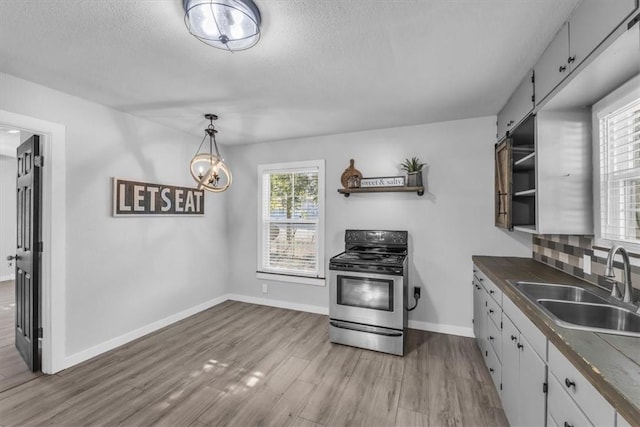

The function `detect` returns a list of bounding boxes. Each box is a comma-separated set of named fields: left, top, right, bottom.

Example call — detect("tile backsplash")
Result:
left=532, top=235, right=640, bottom=296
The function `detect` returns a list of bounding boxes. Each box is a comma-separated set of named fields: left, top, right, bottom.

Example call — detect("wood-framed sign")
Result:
left=112, top=178, right=205, bottom=216
left=359, top=176, right=406, bottom=188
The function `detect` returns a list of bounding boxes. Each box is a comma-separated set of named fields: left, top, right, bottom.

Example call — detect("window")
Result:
left=594, top=75, right=640, bottom=246
left=257, top=160, right=325, bottom=285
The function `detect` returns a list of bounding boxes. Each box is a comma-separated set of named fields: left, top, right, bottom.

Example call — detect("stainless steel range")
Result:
left=329, top=230, right=408, bottom=356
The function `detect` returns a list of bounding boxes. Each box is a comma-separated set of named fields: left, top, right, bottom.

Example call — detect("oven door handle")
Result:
left=329, top=321, right=403, bottom=337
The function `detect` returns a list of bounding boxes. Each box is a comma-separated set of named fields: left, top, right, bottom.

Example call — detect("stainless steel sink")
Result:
left=514, top=282, right=608, bottom=304
left=538, top=300, right=640, bottom=338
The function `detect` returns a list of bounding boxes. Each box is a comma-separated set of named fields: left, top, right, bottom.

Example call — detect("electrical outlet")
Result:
left=583, top=254, right=591, bottom=275
left=414, top=286, right=421, bottom=299
left=262, top=283, right=268, bottom=293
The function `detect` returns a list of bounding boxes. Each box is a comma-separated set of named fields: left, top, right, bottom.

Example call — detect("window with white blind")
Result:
left=257, top=160, right=325, bottom=285
left=594, top=75, right=640, bottom=246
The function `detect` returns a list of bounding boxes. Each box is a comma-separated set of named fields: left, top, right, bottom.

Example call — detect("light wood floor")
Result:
left=0, top=280, right=41, bottom=393
left=0, top=300, right=507, bottom=426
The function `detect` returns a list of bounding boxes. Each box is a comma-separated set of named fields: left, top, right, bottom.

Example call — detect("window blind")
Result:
left=260, top=166, right=321, bottom=276
left=599, top=98, right=640, bottom=242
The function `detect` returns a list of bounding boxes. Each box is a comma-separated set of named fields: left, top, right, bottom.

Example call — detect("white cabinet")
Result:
left=501, top=313, right=547, bottom=427
left=502, top=109, right=593, bottom=235
left=535, top=0, right=637, bottom=105
left=472, top=270, right=487, bottom=356
left=472, top=266, right=503, bottom=395
left=534, top=23, right=570, bottom=105
left=548, top=342, right=616, bottom=426
left=497, top=70, right=535, bottom=141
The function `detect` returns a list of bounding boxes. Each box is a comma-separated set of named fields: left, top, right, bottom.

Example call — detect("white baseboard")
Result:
left=227, top=293, right=329, bottom=315
left=0, top=273, right=15, bottom=282
left=62, top=293, right=471, bottom=371
left=408, top=319, right=474, bottom=338
left=63, top=295, right=229, bottom=369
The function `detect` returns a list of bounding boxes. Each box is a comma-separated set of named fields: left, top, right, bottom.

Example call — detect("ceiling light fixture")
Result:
left=182, top=0, right=261, bottom=52
left=190, top=114, right=232, bottom=193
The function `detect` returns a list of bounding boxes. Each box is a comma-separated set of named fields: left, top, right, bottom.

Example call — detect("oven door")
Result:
left=329, top=269, right=404, bottom=330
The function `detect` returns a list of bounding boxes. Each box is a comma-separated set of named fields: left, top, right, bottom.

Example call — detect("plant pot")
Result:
left=407, top=171, right=423, bottom=187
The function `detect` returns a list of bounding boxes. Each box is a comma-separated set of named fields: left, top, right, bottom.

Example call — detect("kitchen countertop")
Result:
left=472, top=256, right=640, bottom=424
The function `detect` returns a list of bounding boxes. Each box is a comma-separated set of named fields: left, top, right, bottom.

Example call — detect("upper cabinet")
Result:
left=535, top=0, right=638, bottom=105
left=497, top=71, right=534, bottom=141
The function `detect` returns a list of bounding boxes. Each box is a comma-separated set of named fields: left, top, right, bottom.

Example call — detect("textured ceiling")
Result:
left=0, top=0, right=581, bottom=145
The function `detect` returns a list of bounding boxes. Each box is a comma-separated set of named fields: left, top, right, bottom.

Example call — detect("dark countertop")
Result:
left=472, top=256, right=640, bottom=424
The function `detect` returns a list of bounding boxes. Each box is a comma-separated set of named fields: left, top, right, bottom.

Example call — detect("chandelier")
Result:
left=190, top=114, right=232, bottom=193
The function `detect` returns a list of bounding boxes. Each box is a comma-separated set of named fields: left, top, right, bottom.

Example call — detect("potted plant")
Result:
left=401, top=157, right=425, bottom=187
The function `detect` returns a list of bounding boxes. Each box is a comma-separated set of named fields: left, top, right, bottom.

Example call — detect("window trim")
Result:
left=592, top=74, right=640, bottom=253
left=256, top=160, right=326, bottom=286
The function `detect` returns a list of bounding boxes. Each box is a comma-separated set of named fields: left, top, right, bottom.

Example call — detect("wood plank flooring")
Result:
left=0, top=300, right=508, bottom=426
left=0, top=280, right=41, bottom=393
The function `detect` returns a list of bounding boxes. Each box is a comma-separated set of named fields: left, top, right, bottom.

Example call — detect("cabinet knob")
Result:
left=489, top=309, right=494, bottom=314
left=565, top=378, right=576, bottom=389
left=510, top=335, right=517, bottom=341
left=564, top=422, right=573, bottom=427
left=517, top=343, right=524, bottom=350
left=567, top=55, right=576, bottom=63
left=489, top=290, right=495, bottom=294
left=559, top=65, right=567, bottom=72
left=489, top=368, right=495, bottom=373
left=489, top=335, right=494, bottom=341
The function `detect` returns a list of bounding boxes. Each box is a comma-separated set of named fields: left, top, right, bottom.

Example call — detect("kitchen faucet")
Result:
left=603, top=245, right=634, bottom=304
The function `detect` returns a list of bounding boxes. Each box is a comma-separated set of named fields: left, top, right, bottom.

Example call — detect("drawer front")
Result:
left=486, top=343, right=502, bottom=394
left=548, top=374, right=593, bottom=427
left=548, top=342, right=615, bottom=427
left=486, top=296, right=501, bottom=330
left=486, top=311, right=503, bottom=362
left=503, top=295, right=547, bottom=360
left=474, top=268, right=503, bottom=306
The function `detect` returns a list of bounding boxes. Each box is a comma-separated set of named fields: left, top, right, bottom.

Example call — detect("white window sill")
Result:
left=256, top=272, right=326, bottom=287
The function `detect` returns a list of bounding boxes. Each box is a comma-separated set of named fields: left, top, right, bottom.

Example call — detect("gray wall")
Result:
left=0, top=155, right=16, bottom=280
left=225, top=116, right=531, bottom=332
left=1, top=73, right=230, bottom=356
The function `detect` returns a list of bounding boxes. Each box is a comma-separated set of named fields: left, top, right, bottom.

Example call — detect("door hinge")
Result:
left=542, top=382, right=548, bottom=393
left=531, top=94, right=535, bottom=103
left=531, top=71, right=535, bottom=84
left=37, top=327, right=43, bottom=338
left=34, top=155, right=44, bottom=167
left=500, top=383, right=503, bottom=391
left=628, top=13, right=640, bottom=29
left=500, top=320, right=503, bottom=330
left=37, top=241, right=44, bottom=252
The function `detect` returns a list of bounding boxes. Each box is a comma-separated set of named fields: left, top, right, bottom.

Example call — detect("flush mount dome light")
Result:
left=190, top=114, right=232, bottom=193
left=183, top=0, right=261, bottom=51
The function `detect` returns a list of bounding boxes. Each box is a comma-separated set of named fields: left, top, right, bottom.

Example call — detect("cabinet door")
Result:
left=534, top=23, right=569, bottom=104
left=497, top=71, right=535, bottom=140
left=518, top=333, right=547, bottom=427
left=472, top=279, right=486, bottom=351
left=495, top=139, right=512, bottom=229
left=569, top=0, right=637, bottom=71
left=500, top=315, right=520, bottom=426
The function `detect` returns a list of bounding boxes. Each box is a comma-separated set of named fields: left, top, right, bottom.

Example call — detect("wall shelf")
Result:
left=338, top=186, right=425, bottom=197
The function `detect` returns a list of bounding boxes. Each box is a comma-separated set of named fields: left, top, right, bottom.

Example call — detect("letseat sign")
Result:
left=112, top=178, right=205, bottom=216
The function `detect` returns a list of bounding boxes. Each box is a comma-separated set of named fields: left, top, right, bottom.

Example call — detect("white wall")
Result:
left=0, top=155, right=16, bottom=280
left=0, top=73, right=230, bottom=357
left=225, top=117, right=531, bottom=333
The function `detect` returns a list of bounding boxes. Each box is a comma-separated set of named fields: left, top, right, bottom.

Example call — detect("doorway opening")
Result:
left=0, top=110, right=67, bottom=376
left=0, top=128, right=43, bottom=389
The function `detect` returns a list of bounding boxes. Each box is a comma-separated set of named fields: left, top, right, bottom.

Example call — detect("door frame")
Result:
left=0, top=109, right=66, bottom=374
